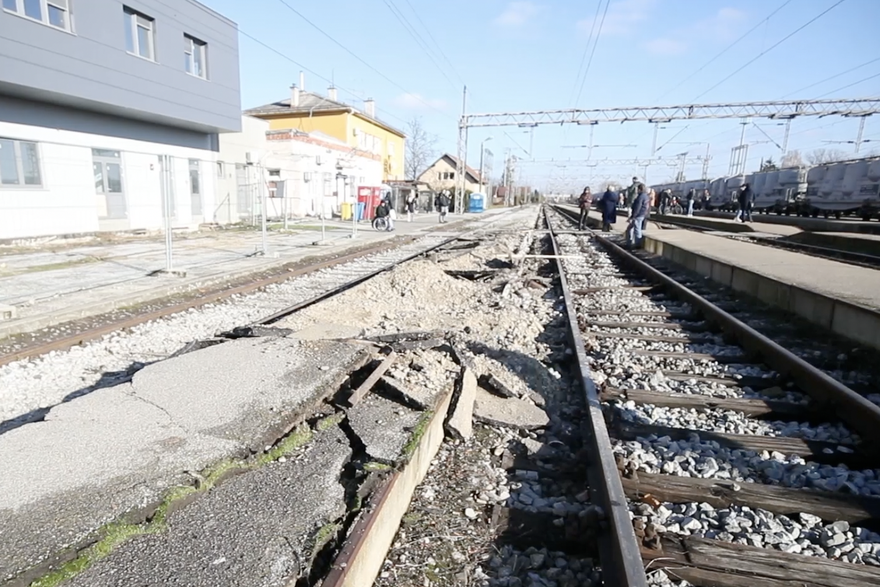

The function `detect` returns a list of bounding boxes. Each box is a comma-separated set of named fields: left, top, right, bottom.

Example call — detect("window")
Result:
left=124, top=6, right=155, bottom=61
left=3, top=0, right=70, bottom=30
left=189, top=159, right=202, bottom=216
left=184, top=34, right=207, bottom=79
left=438, top=171, right=454, bottom=181
left=216, top=161, right=224, bottom=178
left=0, top=138, right=42, bottom=187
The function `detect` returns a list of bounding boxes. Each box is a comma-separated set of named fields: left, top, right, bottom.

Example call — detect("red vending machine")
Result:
left=357, top=186, right=382, bottom=220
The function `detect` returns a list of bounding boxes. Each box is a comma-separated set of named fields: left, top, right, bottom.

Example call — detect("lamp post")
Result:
left=479, top=137, right=493, bottom=200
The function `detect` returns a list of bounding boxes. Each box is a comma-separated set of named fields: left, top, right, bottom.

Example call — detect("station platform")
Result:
left=696, top=210, right=880, bottom=235
left=0, top=209, right=509, bottom=340
left=581, top=209, right=880, bottom=351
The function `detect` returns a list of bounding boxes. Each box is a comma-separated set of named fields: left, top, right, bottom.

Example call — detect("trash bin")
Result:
left=341, top=202, right=352, bottom=220
left=356, top=202, right=366, bottom=221
left=469, top=193, right=485, bottom=213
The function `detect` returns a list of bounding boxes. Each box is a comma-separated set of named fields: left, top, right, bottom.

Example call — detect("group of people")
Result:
left=574, top=177, right=660, bottom=249
left=373, top=190, right=452, bottom=231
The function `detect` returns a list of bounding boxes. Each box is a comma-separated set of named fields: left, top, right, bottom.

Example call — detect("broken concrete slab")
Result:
left=0, top=337, right=369, bottom=584
left=290, top=321, right=364, bottom=341
left=347, top=394, right=422, bottom=465
left=445, top=368, right=477, bottom=441
left=479, top=373, right=521, bottom=399
left=473, top=388, right=549, bottom=431
left=66, top=425, right=353, bottom=587
left=378, top=375, right=441, bottom=411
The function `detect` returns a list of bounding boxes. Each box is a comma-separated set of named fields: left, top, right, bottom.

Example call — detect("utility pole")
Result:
left=855, top=115, right=868, bottom=154
left=455, top=86, right=468, bottom=215
left=781, top=118, right=792, bottom=156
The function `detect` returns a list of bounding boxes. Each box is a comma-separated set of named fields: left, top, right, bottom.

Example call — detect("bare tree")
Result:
left=806, top=148, right=847, bottom=166
left=780, top=150, right=804, bottom=168
left=404, top=117, right=437, bottom=181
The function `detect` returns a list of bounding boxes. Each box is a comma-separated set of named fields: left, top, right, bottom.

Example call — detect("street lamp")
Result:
left=479, top=137, right=493, bottom=196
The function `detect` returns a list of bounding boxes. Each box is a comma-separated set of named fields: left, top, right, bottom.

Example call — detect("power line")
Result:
left=236, top=29, right=408, bottom=126
left=574, top=0, right=611, bottom=107
left=274, top=0, right=453, bottom=119
left=568, top=0, right=604, bottom=106
left=655, top=0, right=792, bottom=103
left=692, top=0, right=846, bottom=101
left=400, top=0, right=465, bottom=85
left=815, top=71, right=880, bottom=98
left=781, top=56, right=880, bottom=98
left=382, top=0, right=458, bottom=90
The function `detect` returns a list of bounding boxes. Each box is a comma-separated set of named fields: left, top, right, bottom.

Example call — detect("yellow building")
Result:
left=244, top=85, right=406, bottom=182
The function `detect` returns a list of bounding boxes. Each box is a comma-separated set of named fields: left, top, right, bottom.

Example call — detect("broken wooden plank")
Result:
left=610, top=421, right=867, bottom=466
left=624, top=471, right=880, bottom=527
left=601, top=387, right=812, bottom=418
left=347, top=351, right=398, bottom=406
left=642, top=535, right=880, bottom=587
left=445, top=367, right=477, bottom=441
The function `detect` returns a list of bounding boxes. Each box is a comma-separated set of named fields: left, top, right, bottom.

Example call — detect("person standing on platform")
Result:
left=658, top=189, right=669, bottom=215
left=625, top=176, right=639, bottom=208
left=600, top=186, right=618, bottom=231
left=736, top=183, right=754, bottom=222
left=626, top=184, right=649, bottom=248
left=686, top=188, right=696, bottom=216
left=701, top=189, right=710, bottom=211
left=437, top=190, right=451, bottom=223
left=387, top=205, right=397, bottom=231
left=577, top=187, right=593, bottom=230
left=643, top=188, right=655, bottom=232
left=405, top=191, right=417, bottom=222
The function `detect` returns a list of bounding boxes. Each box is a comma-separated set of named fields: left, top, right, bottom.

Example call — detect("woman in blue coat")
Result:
left=599, top=187, right=619, bottom=231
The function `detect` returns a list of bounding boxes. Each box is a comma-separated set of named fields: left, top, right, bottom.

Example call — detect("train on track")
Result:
left=651, top=155, right=880, bottom=220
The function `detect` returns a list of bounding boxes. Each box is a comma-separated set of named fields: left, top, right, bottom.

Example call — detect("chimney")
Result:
left=328, top=86, right=338, bottom=101
left=364, top=98, right=375, bottom=118
left=299, top=70, right=305, bottom=91
left=290, top=84, right=300, bottom=108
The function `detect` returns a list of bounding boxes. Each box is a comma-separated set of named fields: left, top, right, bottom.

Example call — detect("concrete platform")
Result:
left=695, top=210, right=880, bottom=235
left=0, top=336, right=369, bottom=583
left=640, top=229, right=880, bottom=351
left=65, top=425, right=352, bottom=587
left=0, top=209, right=513, bottom=340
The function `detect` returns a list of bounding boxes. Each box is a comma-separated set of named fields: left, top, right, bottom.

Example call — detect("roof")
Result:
left=422, top=153, right=483, bottom=183
left=244, top=90, right=406, bottom=138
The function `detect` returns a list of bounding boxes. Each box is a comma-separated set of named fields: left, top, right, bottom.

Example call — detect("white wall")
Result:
left=0, top=120, right=218, bottom=239
left=216, top=116, right=269, bottom=224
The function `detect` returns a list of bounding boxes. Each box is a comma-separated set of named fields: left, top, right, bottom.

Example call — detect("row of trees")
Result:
left=759, top=148, right=852, bottom=172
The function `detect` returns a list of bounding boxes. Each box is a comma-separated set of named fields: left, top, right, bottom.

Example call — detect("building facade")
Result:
left=418, top=153, right=484, bottom=194
left=244, top=82, right=405, bottom=183
left=0, top=0, right=241, bottom=240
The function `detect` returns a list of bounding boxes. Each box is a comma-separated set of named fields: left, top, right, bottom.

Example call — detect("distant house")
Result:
left=418, top=153, right=484, bottom=193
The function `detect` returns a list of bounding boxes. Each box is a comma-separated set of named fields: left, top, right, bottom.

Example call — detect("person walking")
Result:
left=577, top=187, right=593, bottom=230
left=626, top=184, right=650, bottom=248
left=736, top=183, right=754, bottom=222
left=658, top=189, right=669, bottom=215
left=405, top=191, right=417, bottom=222
left=686, top=188, right=695, bottom=217
left=437, top=190, right=451, bottom=224
left=701, top=189, right=710, bottom=211
left=599, top=186, right=618, bottom=231
left=625, top=176, right=639, bottom=208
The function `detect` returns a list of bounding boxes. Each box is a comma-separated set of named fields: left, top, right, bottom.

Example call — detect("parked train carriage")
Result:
left=747, top=172, right=770, bottom=211
left=808, top=162, right=848, bottom=217
left=771, top=167, right=807, bottom=215
left=707, top=177, right=728, bottom=210
left=715, top=175, right=745, bottom=211
left=859, top=160, right=880, bottom=220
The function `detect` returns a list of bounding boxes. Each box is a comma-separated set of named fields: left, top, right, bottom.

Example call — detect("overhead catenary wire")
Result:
left=691, top=0, right=846, bottom=101
left=781, top=56, right=880, bottom=98
left=399, top=0, right=466, bottom=85
left=382, top=0, right=459, bottom=91
left=568, top=0, right=604, bottom=107
left=654, top=0, right=793, bottom=103
left=573, top=0, right=611, bottom=108
left=814, top=72, right=880, bottom=98
left=274, top=0, right=453, bottom=120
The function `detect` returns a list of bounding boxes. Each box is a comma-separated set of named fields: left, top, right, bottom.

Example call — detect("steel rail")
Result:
left=544, top=212, right=649, bottom=587
left=550, top=205, right=880, bottom=448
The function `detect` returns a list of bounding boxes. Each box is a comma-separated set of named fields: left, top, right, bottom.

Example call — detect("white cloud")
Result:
left=393, top=93, right=447, bottom=111
left=644, top=38, right=687, bottom=55
left=494, top=1, right=541, bottom=28
left=576, top=0, right=656, bottom=36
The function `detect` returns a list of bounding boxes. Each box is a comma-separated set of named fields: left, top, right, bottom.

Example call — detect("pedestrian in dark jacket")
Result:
left=577, top=187, right=593, bottom=230
left=736, top=183, right=754, bottom=222
left=437, top=191, right=451, bottom=223
left=600, top=188, right=618, bottom=231
left=626, top=184, right=649, bottom=248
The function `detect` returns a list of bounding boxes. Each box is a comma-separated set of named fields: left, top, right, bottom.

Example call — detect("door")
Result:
left=189, top=159, right=202, bottom=218
left=92, top=149, right=127, bottom=219
left=236, top=164, right=250, bottom=217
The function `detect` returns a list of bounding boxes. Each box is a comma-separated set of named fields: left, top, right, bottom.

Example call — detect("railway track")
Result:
left=647, top=214, right=880, bottom=270
left=545, top=205, right=880, bottom=586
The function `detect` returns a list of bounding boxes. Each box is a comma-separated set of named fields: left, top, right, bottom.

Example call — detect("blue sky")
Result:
left=201, top=0, right=880, bottom=190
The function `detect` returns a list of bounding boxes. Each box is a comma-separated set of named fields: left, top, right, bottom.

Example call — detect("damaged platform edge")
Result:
left=322, top=384, right=455, bottom=587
